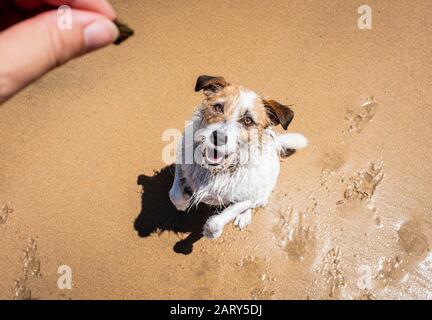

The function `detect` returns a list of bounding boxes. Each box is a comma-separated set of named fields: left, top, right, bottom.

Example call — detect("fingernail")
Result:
left=84, top=19, right=119, bottom=52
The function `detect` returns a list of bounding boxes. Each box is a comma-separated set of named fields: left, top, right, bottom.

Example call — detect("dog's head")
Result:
left=194, top=75, right=294, bottom=173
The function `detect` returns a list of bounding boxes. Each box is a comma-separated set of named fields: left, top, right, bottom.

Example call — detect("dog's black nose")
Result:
left=211, top=130, right=227, bottom=146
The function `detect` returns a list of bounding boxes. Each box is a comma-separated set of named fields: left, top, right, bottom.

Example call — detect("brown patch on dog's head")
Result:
left=197, top=82, right=243, bottom=125
left=263, top=100, right=294, bottom=130
left=195, top=75, right=294, bottom=132
left=193, top=76, right=300, bottom=172
left=195, top=75, right=228, bottom=96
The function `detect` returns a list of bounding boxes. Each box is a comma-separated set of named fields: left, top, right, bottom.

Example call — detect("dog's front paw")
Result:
left=203, top=216, right=224, bottom=239
left=234, top=209, right=252, bottom=230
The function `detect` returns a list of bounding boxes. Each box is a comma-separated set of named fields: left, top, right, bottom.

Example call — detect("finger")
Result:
left=0, top=9, right=119, bottom=103
left=14, top=0, right=117, bottom=19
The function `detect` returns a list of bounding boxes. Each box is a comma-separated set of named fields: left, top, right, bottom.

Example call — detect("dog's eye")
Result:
left=213, top=103, right=224, bottom=113
left=241, top=116, right=254, bottom=127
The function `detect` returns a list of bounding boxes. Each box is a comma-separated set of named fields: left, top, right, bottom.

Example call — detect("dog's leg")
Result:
left=203, top=200, right=253, bottom=239
left=169, top=165, right=191, bottom=211
left=234, top=209, right=252, bottom=230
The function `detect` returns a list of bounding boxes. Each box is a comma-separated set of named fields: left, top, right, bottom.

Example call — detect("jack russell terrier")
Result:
left=169, top=75, right=308, bottom=239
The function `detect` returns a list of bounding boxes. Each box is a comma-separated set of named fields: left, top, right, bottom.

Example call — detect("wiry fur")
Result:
left=169, top=76, right=307, bottom=239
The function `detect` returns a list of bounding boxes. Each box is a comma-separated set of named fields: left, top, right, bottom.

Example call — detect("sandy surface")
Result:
left=1, top=0, right=432, bottom=300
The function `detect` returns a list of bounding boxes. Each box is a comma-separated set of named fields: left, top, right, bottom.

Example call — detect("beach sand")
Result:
left=1, top=0, right=431, bottom=299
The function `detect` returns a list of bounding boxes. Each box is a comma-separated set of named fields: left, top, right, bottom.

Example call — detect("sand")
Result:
left=1, top=0, right=431, bottom=300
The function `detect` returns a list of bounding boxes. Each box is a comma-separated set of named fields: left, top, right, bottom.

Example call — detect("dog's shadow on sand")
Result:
left=134, top=165, right=216, bottom=255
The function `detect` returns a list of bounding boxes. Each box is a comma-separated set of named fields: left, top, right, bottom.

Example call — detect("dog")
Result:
left=169, top=75, right=308, bottom=239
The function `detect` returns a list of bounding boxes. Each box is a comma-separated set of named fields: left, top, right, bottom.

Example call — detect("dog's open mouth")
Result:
left=205, top=147, right=224, bottom=166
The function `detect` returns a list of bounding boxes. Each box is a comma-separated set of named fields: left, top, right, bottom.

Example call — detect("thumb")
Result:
left=0, top=9, right=119, bottom=103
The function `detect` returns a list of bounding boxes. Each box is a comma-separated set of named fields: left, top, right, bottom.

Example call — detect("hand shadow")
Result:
left=134, top=165, right=216, bottom=255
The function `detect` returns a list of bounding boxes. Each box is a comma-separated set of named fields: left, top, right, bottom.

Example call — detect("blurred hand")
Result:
left=0, top=0, right=118, bottom=104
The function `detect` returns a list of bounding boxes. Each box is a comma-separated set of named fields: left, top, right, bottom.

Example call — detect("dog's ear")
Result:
left=195, top=75, right=228, bottom=96
left=263, top=100, right=294, bottom=130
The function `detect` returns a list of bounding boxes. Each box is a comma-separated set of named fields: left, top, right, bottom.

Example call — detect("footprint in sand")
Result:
left=345, top=97, right=378, bottom=134
left=398, top=220, right=429, bottom=258
left=320, top=150, right=346, bottom=174
left=14, top=238, right=41, bottom=300
left=0, top=202, right=14, bottom=224
left=319, top=148, right=349, bottom=196
left=338, top=160, right=384, bottom=204
left=320, top=98, right=379, bottom=195
left=354, top=290, right=376, bottom=300
left=331, top=160, right=384, bottom=228
left=376, top=219, right=430, bottom=286
left=272, top=205, right=317, bottom=263
left=336, top=160, right=384, bottom=221
left=236, top=256, right=276, bottom=300
left=317, top=247, right=346, bottom=298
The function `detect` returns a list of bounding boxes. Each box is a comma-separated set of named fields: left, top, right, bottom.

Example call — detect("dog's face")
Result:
left=194, top=75, right=294, bottom=173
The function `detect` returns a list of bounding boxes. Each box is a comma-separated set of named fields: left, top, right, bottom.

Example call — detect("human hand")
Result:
left=0, top=0, right=119, bottom=104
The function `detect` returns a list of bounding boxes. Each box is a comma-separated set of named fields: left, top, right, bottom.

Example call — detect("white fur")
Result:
left=238, top=90, right=258, bottom=108
left=169, top=88, right=307, bottom=239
